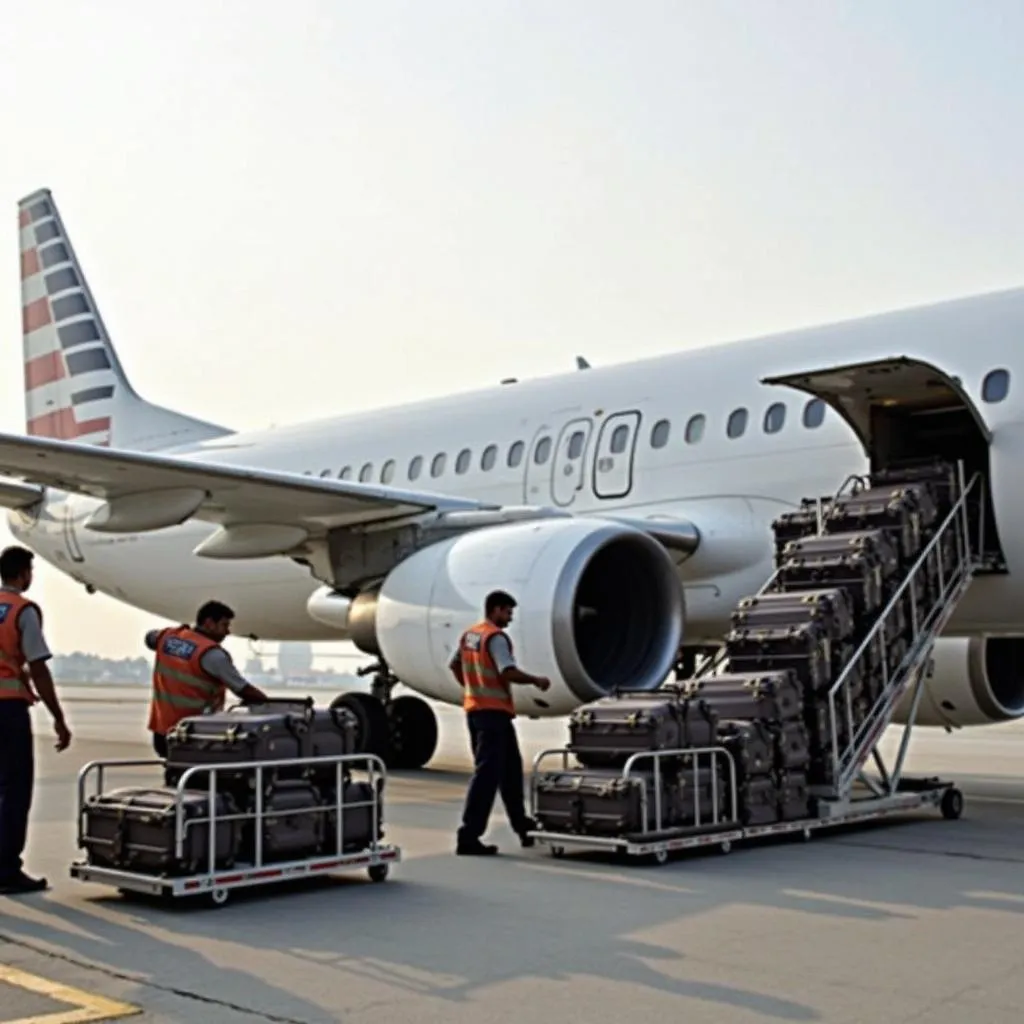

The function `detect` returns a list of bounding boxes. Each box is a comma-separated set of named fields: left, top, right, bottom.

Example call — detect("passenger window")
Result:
left=568, top=431, right=585, bottom=459
left=534, top=436, right=552, bottom=464
left=684, top=414, right=705, bottom=444
left=481, top=444, right=498, bottom=471
left=763, top=402, right=786, bottom=434
left=650, top=419, right=670, bottom=449
left=803, top=398, right=825, bottom=429
left=982, top=368, right=1010, bottom=404
left=339, top=466, right=352, bottom=480
left=381, top=459, right=396, bottom=484
left=431, top=452, right=446, bottom=477
left=508, top=441, right=525, bottom=468
left=610, top=424, right=629, bottom=454
left=408, top=455, right=423, bottom=480
left=456, top=448, right=471, bottom=474
left=359, top=462, right=373, bottom=482
left=726, top=408, right=748, bottom=439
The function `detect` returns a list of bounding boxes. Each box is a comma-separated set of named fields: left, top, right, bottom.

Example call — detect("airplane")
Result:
left=4, top=186, right=1024, bottom=772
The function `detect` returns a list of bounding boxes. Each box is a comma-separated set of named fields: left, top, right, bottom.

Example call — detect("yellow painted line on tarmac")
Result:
left=0, top=964, right=140, bottom=1023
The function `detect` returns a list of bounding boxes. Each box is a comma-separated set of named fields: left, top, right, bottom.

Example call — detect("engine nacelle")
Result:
left=892, top=636, right=1024, bottom=729
left=342, top=518, right=686, bottom=716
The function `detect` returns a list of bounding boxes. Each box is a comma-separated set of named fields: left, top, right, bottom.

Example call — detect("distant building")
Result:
left=278, top=642, right=313, bottom=677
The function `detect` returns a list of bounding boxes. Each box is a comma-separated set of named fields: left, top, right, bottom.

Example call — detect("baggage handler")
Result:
left=0, top=545, right=71, bottom=895
left=449, top=590, right=551, bottom=856
left=145, top=600, right=269, bottom=759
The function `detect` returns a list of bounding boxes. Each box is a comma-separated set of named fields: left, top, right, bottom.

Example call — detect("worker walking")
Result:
left=449, top=590, right=550, bottom=856
left=146, top=599, right=269, bottom=758
left=0, top=546, right=71, bottom=895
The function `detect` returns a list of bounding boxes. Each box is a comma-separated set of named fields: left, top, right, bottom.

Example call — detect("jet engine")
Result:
left=343, top=517, right=686, bottom=717
left=892, top=636, right=1024, bottom=729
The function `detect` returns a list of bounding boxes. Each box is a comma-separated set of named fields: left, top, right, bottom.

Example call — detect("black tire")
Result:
left=330, top=692, right=391, bottom=762
left=386, top=695, right=439, bottom=770
left=368, top=863, right=389, bottom=883
left=941, top=786, right=964, bottom=820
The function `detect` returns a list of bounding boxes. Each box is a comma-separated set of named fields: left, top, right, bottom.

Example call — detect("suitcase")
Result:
left=778, top=770, right=812, bottom=820
left=871, top=460, right=957, bottom=520
left=685, top=670, right=803, bottom=722
left=534, top=769, right=685, bottom=837
left=771, top=500, right=832, bottom=564
left=738, top=775, right=779, bottom=826
left=674, top=766, right=728, bottom=828
left=826, top=486, right=934, bottom=562
left=732, top=587, right=856, bottom=643
left=568, top=694, right=716, bottom=768
left=248, top=780, right=324, bottom=862
left=717, top=719, right=774, bottom=779
left=82, top=787, right=242, bottom=875
left=726, top=646, right=832, bottom=697
left=773, top=720, right=810, bottom=771
left=322, top=779, right=384, bottom=853
left=775, top=544, right=887, bottom=617
left=780, top=530, right=901, bottom=582
left=164, top=708, right=311, bottom=799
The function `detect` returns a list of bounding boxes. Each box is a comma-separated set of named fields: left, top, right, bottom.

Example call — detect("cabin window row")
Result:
left=312, top=368, right=1011, bottom=483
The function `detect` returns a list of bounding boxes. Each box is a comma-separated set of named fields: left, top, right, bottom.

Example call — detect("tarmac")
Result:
left=2, top=683, right=1024, bottom=1023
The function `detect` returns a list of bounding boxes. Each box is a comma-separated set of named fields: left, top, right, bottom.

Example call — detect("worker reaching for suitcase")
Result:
left=146, top=600, right=269, bottom=759
left=450, top=590, right=550, bottom=856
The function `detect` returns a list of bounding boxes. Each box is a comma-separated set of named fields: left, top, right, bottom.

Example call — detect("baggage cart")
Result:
left=69, top=752, right=401, bottom=907
left=528, top=745, right=961, bottom=865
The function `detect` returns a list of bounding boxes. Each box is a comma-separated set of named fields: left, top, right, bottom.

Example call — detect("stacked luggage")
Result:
left=534, top=459, right=962, bottom=846
left=81, top=698, right=383, bottom=876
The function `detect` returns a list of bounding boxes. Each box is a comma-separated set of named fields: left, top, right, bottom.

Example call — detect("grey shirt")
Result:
left=0, top=585, right=51, bottom=663
left=145, top=628, right=249, bottom=696
left=449, top=630, right=516, bottom=674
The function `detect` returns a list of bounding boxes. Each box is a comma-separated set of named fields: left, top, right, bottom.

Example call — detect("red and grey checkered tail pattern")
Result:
left=18, top=188, right=126, bottom=446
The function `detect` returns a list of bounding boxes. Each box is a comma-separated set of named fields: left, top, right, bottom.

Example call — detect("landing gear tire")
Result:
left=330, top=692, right=391, bottom=761
left=941, top=786, right=964, bottom=820
left=385, top=695, right=439, bottom=770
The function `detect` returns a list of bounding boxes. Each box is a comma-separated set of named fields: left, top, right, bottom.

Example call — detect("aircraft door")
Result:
left=551, top=418, right=593, bottom=506
left=592, top=410, right=641, bottom=499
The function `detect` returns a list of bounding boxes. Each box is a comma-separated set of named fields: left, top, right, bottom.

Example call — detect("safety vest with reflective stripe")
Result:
left=458, top=621, right=515, bottom=716
left=0, top=591, right=39, bottom=703
left=148, top=625, right=226, bottom=735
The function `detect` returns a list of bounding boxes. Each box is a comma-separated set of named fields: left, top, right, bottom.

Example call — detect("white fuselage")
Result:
left=10, top=289, right=1024, bottom=645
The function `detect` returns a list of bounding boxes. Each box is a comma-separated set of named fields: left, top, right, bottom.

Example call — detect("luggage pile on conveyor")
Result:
left=80, top=698, right=384, bottom=877
left=533, top=459, right=963, bottom=846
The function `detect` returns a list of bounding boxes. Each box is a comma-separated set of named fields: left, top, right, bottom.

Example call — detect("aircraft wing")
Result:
left=0, top=432, right=495, bottom=538
left=0, top=477, right=44, bottom=510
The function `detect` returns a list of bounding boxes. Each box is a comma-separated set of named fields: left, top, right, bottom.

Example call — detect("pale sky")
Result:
left=2, top=0, right=1024, bottom=663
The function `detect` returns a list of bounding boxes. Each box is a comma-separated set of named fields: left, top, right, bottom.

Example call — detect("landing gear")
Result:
left=941, top=786, right=964, bottom=820
left=330, top=660, right=439, bottom=771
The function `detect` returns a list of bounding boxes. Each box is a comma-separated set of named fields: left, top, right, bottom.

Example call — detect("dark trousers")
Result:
left=458, top=710, right=530, bottom=843
left=0, top=700, right=34, bottom=881
left=151, top=732, right=168, bottom=758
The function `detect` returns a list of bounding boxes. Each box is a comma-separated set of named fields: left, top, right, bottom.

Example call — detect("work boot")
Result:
left=455, top=838, right=499, bottom=856
left=517, top=816, right=538, bottom=848
left=0, top=872, right=48, bottom=895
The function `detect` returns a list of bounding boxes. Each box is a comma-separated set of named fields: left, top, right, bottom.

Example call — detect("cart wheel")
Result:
left=941, top=787, right=964, bottom=820
left=208, top=887, right=231, bottom=908
left=368, top=863, right=389, bottom=883
left=802, top=827, right=812, bottom=842
left=719, top=840, right=732, bottom=855
left=652, top=849, right=668, bottom=866
left=550, top=845, right=565, bottom=859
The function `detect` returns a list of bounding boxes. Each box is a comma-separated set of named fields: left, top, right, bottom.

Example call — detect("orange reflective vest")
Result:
left=458, top=621, right=515, bottom=716
left=148, top=625, right=226, bottom=735
left=0, top=591, right=39, bottom=703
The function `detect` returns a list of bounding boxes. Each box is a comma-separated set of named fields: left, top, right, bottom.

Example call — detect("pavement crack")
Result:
left=0, top=931, right=323, bottom=1024
left=830, top=839, right=1024, bottom=865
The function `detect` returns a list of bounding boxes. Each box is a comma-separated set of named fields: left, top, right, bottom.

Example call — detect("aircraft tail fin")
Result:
left=17, top=188, right=230, bottom=452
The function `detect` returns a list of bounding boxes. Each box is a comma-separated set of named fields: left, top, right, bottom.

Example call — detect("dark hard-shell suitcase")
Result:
left=322, top=779, right=385, bottom=853
left=726, top=647, right=832, bottom=697
left=802, top=701, right=837, bottom=756
left=249, top=780, right=324, bottom=862
left=871, top=460, right=957, bottom=519
left=165, top=709, right=309, bottom=800
left=673, top=766, right=728, bottom=828
left=739, top=775, right=779, bottom=826
left=780, top=530, right=901, bottom=581
left=534, top=769, right=683, bottom=837
left=732, top=587, right=856, bottom=643
left=778, top=770, right=811, bottom=820
left=82, top=787, right=241, bottom=875
left=826, top=486, right=934, bottom=562
left=685, top=670, right=802, bottom=722
left=775, top=546, right=887, bottom=617
left=569, top=695, right=715, bottom=768
left=771, top=500, right=833, bottom=564
left=774, top=720, right=810, bottom=771
left=718, top=719, right=774, bottom=779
